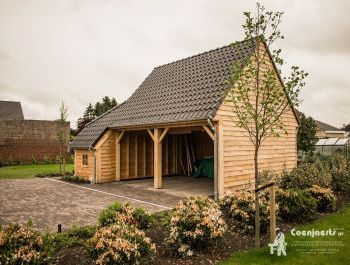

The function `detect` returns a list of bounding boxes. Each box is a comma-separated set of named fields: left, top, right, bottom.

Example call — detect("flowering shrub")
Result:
left=89, top=223, right=156, bottom=265
left=98, top=202, right=151, bottom=230
left=329, top=154, right=350, bottom=192
left=310, top=185, right=336, bottom=212
left=167, top=196, right=226, bottom=257
left=0, top=224, right=53, bottom=264
left=220, top=189, right=271, bottom=233
left=277, top=189, right=317, bottom=223
left=280, top=160, right=332, bottom=189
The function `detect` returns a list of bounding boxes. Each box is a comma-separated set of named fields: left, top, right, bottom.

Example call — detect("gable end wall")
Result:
left=215, top=43, right=298, bottom=191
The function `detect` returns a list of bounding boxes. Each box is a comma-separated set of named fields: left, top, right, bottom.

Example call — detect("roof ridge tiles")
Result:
left=153, top=37, right=255, bottom=70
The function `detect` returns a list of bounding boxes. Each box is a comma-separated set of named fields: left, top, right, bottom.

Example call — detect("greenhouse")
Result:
left=315, top=137, right=350, bottom=156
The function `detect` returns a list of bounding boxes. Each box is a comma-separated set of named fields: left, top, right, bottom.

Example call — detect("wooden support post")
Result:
left=115, top=131, right=121, bottom=181
left=74, top=151, right=77, bottom=176
left=215, top=118, right=224, bottom=199
left=135, top=135, right=138, bottom=177
left=153, top=128, right=162, bottom=189
left=126, top=134, right=130, bottom=178
left=165, top=138, right=169, bottom=175
left=270, top=184, right=276, bottom=242
left=171, top=135, right=176, bottom=174
left=143, top=134, right=146, bottom=176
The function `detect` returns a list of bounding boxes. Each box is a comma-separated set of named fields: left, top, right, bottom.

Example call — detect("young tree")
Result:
left=226, top=3, right=308, bottom=247
left=297, top=111, right=318, bottom=154
left=56, top=101, right=69, bottom=173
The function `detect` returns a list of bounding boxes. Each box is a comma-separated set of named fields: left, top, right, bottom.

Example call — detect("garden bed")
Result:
left=48, top=191, right=350, bottom=265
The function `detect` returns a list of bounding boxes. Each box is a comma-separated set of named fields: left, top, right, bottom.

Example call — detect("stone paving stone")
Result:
left=0, top=178, right=166, bottom=231
left=0, top=176, right=213, bottom=231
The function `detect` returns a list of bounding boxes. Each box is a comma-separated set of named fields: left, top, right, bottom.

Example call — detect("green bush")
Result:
left=219, top=189, right=270, bottom=233
left=167, top=196, right=226, bottom=257
left=329, top=154, right=350, bottom=192
left=88, top=223, right=156, bottom=265
left=0, top=223, right=54, bottom=264
left=277, top=189, right=317, bottom=223
left=310, top=185, right=336, bottom=212
left=62, top=175, right=90, bottom=184
left=98, top=202, right=151, bottom=230
left=280, top=160, right=332, bottom=189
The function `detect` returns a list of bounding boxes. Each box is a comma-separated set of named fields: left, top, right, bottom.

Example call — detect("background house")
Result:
left=0, top=100, right=70, bottom=165
left=315, top=120, right=347, bottom=138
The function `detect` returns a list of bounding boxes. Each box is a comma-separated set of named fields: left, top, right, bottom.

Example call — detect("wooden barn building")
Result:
left=71, top=38, right=298, bottom=198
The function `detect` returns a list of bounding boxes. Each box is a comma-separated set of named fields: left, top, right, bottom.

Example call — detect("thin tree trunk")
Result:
left=59, top=145, right=62, bottom=174
left=254, top=145, right=260, bottom=248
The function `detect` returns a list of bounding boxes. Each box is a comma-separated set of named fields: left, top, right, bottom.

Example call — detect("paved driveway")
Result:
left=0, top=178, right=170, bottom=231
left=0, top=176, right=213, bottom=231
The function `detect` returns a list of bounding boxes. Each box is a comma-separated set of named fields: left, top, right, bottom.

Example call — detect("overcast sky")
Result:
left=0, top=0, right=349, bottom=128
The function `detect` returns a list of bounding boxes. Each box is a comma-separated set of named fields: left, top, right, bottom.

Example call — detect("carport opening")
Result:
left=164, top=131, right=214, bottom=179
left=119, top=129, right=214, bottom=196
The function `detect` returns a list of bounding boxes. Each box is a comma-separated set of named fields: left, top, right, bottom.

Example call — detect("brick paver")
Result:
left=0, top=178, right=171, bottom=231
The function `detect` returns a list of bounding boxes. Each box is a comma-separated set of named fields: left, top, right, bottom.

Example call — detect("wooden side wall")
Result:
left=215, top=43, right=298, bottom=191
left=97, top=131, right=116, bottom=183
left=74, top=149, right=94, bottom=180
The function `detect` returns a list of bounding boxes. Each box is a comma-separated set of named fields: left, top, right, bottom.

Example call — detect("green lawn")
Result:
left=0, top=164, right=74, bottom=179
left=221, top=204, right=350, bottom=265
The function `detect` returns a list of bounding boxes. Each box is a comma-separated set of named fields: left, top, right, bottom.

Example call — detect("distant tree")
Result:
left=226, top=3, right=308, bottom=247
left=56, top=101, right=69, bottom=173
left=342, top=123, right=350, bottom=132
left=77, top=96, right=118, bottom=133
left=297, top=112, right=318, bottom=153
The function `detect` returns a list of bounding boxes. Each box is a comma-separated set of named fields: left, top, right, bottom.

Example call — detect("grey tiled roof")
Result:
left=316, top=120, right=342, bottom=132
left=72, top=39, right=256, bottom=149
left=0, top=100, right=24, bottom=120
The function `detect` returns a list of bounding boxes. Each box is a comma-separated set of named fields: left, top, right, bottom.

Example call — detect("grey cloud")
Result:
left=0, top=0, right=349, bottom=128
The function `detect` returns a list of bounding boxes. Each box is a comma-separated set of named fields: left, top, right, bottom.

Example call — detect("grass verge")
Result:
left=220, top=204, right=350, bottom=265
left=0, top=164, right=74, bottom=179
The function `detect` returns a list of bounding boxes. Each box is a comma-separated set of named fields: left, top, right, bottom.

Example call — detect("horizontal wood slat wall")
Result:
left=98, top=131, right=116, bottom=183
left=215, top=42, right=298, bottom=191
left=75, top=149, right=94, bottom=180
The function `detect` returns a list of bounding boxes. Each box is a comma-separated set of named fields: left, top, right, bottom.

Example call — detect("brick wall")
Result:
left=0, top=120, right=70, bottom=164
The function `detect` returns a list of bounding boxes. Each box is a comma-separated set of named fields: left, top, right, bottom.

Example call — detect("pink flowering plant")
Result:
left=310, top=185, right=336, bottom=212
left=220, top=189, right=270, bottom=233
left=0, top=223, right=53, bottom=265
left=166, top=196, right=226, bottom=257
left=98, top=202, right=151, bottom=230
left=88, top=222, right=156, bottom=265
